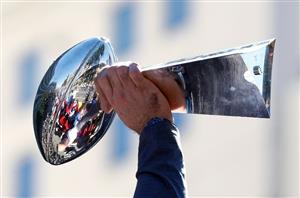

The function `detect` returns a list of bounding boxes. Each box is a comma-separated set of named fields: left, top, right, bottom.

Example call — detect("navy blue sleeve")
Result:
left=133, top=118, right=187, bottom=198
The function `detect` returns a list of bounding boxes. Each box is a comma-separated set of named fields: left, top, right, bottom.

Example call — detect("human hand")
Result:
left=94, top=63, right=172, bottom=134
left=143, top=69, right=186, bottom=112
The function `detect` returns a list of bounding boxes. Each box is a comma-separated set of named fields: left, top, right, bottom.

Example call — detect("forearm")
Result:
left=134, top=118, right=187, bottom=198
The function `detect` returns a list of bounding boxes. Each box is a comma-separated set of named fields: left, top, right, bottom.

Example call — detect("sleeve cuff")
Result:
left=139, top=117, right=179, bottom=147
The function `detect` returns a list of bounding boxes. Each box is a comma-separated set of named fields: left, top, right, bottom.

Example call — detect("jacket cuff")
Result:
left=139, top=117, right=179, bottom=146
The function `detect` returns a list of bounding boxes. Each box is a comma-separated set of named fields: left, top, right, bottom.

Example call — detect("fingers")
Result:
left=115, top=66, right=136, bottom=89
left=95, top=68, right=113, bottom=113
left=95, top=63, right=138, bottom=112
left=128, top=63, right=146, bottom=87
left=95, top=63, right=148, bottom=113
left=96, top=85, right=112, bottom=113
left=106, top=67, right=123, bottom=90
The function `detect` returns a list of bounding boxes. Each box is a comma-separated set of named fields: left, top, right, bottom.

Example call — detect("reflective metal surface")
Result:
left=33, top=38, right=275, bottom=165
left=33, top=37, right=117, bottom=165
left=144, top=39, right=275, bottom=117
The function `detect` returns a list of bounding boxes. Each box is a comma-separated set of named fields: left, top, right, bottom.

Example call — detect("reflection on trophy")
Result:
left=33, top=37, right=275, bottom=165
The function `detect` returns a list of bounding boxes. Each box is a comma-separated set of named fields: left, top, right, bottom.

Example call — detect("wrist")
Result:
left=144, top=117, right=174, bottom=130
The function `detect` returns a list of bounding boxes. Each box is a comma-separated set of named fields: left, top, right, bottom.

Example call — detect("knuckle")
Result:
left=117, top=66, right=128, bottom=73
left=117, top=67, right=128, bottom=78
left=107, top=67, right=119, bottom=78
left=96, top=73, right=108, bottom=84
left=106, top=67, right=113, bottom=75
left=129, top=69, right=139, bottom=78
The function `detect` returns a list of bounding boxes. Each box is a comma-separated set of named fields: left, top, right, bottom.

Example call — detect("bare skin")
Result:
left=94, top=63, right=173, bottom=134
left=143, top=69, right=186, bottom=112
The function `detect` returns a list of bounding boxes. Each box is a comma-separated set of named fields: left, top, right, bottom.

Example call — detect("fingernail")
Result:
left=129, top=63, right=139, bottom=72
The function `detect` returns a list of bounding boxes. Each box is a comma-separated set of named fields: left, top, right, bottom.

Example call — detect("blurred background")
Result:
left=1, top=1, right=299, bottom=197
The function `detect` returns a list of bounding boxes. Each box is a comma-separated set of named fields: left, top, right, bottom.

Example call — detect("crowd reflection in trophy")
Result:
left=53, top=67, right=103, bottom=155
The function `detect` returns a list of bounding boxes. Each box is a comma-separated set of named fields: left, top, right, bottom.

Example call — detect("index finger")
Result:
left=94, top=69, right=113, bottom=112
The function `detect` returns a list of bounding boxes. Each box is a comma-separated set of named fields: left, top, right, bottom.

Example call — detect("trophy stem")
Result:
left=141, top=38, right=275, bottom=118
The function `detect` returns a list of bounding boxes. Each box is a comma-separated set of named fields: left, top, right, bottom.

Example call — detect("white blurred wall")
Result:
left=1, top=2, right=299, bottom=197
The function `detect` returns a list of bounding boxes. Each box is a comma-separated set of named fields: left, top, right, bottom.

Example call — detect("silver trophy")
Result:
left=33, top=37, right=275, bottom=165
